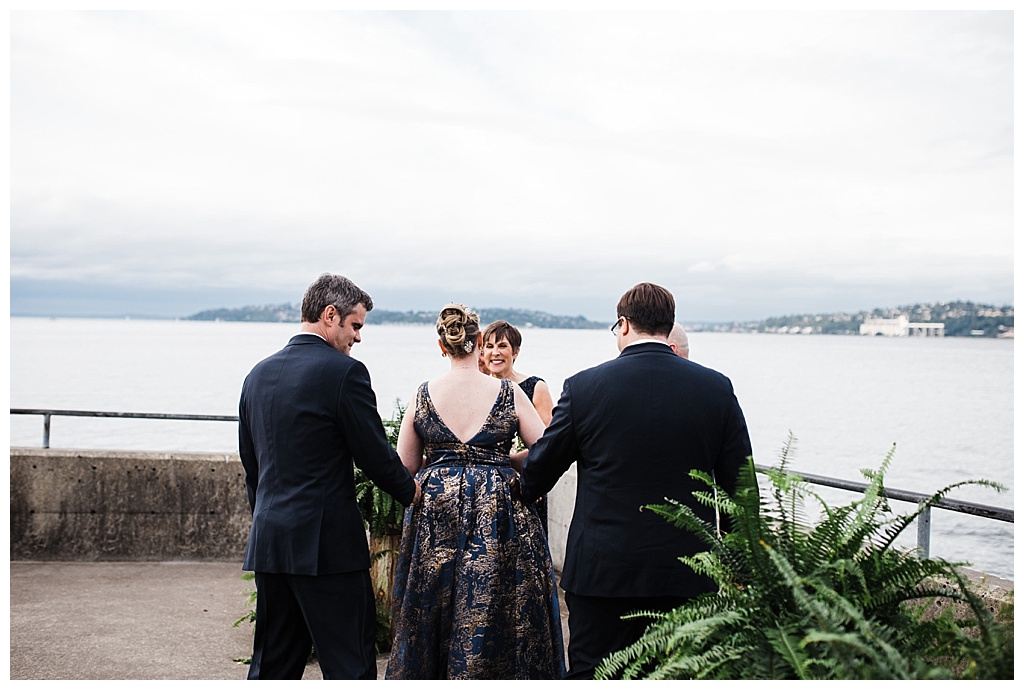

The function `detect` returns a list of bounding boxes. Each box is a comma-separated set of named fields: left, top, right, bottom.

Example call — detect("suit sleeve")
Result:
left=521, top=378, right=581, bottom=503
left=713, top=382, right=753, bottom=498
left=238, top=385, right=258, bottom=514
left=336, top=360, right=417, bottom=506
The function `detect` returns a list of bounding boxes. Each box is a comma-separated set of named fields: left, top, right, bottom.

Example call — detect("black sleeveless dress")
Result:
left=517, top=375, right=543, bottom=400
left=516, top=376, right=549, bottom=534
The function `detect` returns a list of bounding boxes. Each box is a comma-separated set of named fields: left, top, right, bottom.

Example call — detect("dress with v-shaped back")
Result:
left=385, top=378, right=565, bottom=679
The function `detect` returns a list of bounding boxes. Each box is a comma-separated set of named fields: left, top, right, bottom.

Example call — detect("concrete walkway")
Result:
left=9, top=560, right=570, bottom=681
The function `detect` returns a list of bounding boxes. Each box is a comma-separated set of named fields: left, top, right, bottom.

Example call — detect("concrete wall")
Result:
left=8, top=448, right=1014, bottom=626
left=546, top=465, right=576, bottom=570
left=9, top=446, right=580, bottom=568
left=9, top=448, right=251, bottom=561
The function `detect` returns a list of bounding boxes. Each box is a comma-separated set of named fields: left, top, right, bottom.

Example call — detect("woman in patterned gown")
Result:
left=481, top=320, right=555, bottom=533
left=385, top=304, right=565, bottom=680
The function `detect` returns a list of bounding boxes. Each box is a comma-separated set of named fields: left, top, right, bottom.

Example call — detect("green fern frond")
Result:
left=596, top=608, right=750, bottom=679
left=875, top=479, right=1005, bottom=553
left=643, top=498, right=718, bottom=543
left=764, top=624, right=813, bottom=680
left=599, top=437, right=1012, bottom=680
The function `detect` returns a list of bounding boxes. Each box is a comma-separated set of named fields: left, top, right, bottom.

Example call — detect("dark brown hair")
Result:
left=616, top=282, right=675, bottom=337
left=482, top=320, right=522, bottom=353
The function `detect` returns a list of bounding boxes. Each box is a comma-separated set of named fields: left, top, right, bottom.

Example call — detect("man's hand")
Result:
left=413, top=479, right=422, bottom=505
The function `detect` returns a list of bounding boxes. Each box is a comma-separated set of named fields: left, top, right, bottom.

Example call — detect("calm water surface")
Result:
left=8, top=317, right=1014, bottom=578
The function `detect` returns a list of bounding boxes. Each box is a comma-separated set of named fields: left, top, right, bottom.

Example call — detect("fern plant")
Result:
left=353, top=399, right=408, bottom=537
left=595, top=435, right=1012, bottom=680
left=354, top=399, right=409, bottom=654
left=231, top=571, right=258, bottom=664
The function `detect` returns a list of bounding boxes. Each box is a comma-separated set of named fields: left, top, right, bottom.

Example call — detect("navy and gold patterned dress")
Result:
left=385, top=378, right=565, bottom=679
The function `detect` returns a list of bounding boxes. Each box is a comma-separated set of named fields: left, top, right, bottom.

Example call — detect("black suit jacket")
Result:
left=521, top=341, right=751, bottom=598
left=239, top=334, right=416, bottom=575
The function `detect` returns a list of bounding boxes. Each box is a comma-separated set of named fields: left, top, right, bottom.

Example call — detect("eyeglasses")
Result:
left=610, top=316, right=625, bottom=334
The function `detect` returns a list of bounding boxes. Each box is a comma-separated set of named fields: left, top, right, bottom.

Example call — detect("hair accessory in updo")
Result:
left=436, top=302, right=480, bottom=358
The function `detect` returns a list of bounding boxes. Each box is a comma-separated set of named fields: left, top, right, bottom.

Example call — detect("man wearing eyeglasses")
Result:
left=521, top=282, right=751, bottom=679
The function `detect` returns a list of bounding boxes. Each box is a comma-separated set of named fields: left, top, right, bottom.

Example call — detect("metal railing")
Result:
left=757, top=466, right=1013, bottom=560
left=10, top=407, right=1015, bottom=559
left=11, top=408, right=238, bottom=450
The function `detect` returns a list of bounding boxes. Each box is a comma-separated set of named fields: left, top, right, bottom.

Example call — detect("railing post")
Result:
left=43, top=413, right=51, bottom=449
left=917, top=502, right=931, bottom=558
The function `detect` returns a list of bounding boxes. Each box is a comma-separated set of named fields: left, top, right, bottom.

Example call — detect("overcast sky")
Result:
left=9, top=9, right=1014, bottom=322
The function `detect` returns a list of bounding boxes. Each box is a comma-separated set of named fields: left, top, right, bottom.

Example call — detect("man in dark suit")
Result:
left=238, top=273, right=420, bottom=680
left=520, top=283, right=752, bottom=679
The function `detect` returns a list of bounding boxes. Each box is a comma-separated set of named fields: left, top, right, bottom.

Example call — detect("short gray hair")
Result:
left=300, top=273, right=373, bottom=323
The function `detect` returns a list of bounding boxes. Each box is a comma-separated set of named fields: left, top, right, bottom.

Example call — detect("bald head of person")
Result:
left=668, top=322, right=689, bottom=359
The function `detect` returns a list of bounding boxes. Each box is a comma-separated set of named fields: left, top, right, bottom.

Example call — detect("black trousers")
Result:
left=248, top=570, right=376, bottom=680
left=563, top=591, right=691, bottom=680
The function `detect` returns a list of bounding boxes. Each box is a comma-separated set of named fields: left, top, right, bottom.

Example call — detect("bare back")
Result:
left=397, top=367, right=545, bottom=475
left=426, top=370, right=505, bottom=444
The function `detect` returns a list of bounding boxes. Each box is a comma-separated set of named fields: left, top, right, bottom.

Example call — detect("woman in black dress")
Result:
left=481, top=320, right=555, bottom=532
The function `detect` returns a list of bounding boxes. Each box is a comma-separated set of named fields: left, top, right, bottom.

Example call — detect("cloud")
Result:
left=9, top=10, right=1013, bottom=321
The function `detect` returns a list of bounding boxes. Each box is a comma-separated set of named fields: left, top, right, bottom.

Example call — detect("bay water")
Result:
left=8, top=317, right=1014, bottom=579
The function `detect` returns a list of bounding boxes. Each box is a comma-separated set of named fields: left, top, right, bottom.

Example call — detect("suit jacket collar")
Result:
left=618, top=341, right=673, bottom=357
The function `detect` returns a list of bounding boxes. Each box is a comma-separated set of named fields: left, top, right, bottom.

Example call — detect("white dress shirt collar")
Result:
left=624, top=338, right=669, bottom=349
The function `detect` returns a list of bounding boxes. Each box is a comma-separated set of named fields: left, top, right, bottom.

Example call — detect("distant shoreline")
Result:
left=179, top=299, right=1014, bottom=338
left=182, top=305, right=610, bottom=330
left=11, top=298, right=1014, bottom=338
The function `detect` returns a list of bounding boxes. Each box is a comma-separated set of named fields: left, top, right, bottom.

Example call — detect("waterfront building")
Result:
left=860, top=315, right=945, bottom=337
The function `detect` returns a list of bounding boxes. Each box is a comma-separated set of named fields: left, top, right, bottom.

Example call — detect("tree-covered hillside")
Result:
left=185, top=300, right=1013, bottom=337
left=185, top=304, right=606, bottom=329
left=711, top=301, right=1013, bottom=337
